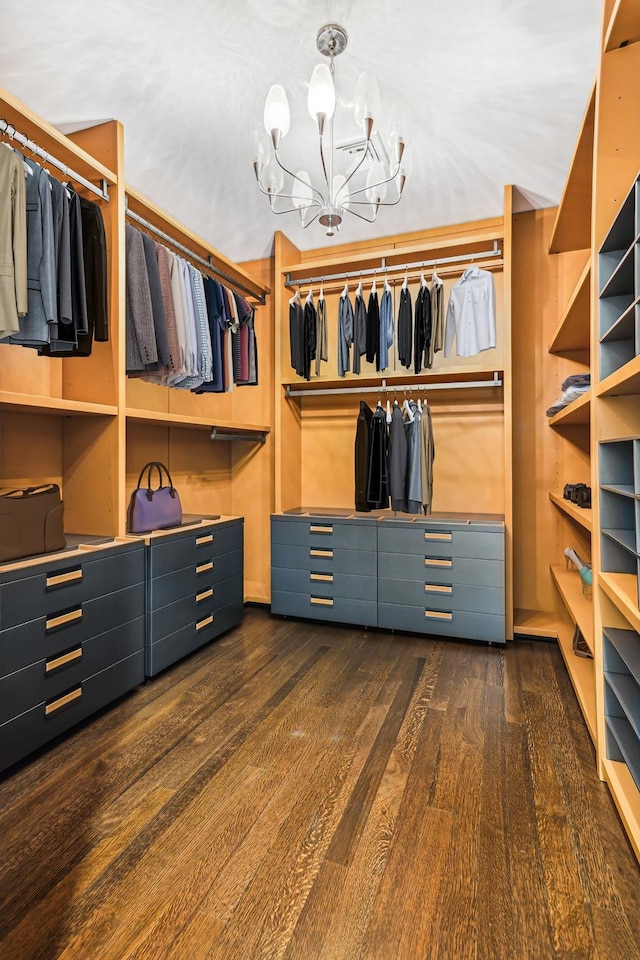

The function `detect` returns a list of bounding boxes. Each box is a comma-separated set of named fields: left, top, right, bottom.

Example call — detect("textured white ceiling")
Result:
left=2, top=0, right=601, bottom=263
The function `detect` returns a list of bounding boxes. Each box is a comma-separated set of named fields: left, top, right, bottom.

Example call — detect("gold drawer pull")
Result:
left=46, top=647, right=83, bottom=673
left=310, top=525, right=333, bottom=535
left=46, top=568, right=83, bottom=588
left=45, top=686, right=82, bottom=716
left=196, top=614, right=214, bottom=631
left=310, top=573, right=333, bottom=583
left=46, top=608, right=83, bottom=631
left=311, top=596, right=334, bottom=607
left=424, top=584, right=453, bottom=594
left=424, top=558, right=452, bottom=568
left=425, top=610, right=453, bottom=621
left=196, top=561, right=214, bottom=574
left=196, top=588, right=214, bottom=603
left=310, top=549, right=333, bottom=558
left=196, top=534, right=214, bottom=546
left=424, top=532, right=452, bottom=542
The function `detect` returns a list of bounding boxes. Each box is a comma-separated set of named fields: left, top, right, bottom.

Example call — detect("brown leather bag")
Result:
left=0, top=484, right=66, bottom=563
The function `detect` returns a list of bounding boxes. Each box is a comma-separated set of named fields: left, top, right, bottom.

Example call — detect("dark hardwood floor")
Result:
left=1, top=609, right=639, bottom=960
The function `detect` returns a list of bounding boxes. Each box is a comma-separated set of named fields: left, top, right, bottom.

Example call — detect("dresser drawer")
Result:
left=271, top=590, right=377, bottom=627
left=148, top=550, right=243, bottom=609
left=271, top=543, right=377, bottom=577
left=149, top=522, right=243, bottom=578
left=0, top=649, right=144, bottom=773
left=0, top=617, right=144, bottom=724
left=271, top=517, right=377, bottom=551
left=146, top=599, right=243, bottom=677
left=149, top=575, right=243, bottom=643
left=0, top=583, right=145, bottom=678
left=378, top=578, right=504, bottom=615
left=0, top=544, right=145, bottom=630
left=377, top=525, right=504, bottom=560
left=378, top=602, right=505, bottom=643
left=271, top=567, right=377, bottom=602
left=378, top=552, right=503, bottom=588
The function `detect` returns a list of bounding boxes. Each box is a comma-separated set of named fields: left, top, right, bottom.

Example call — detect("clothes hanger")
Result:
left=431, top=260, right=442, bottom=286
left=402, top=267, right=409, bottom=291
left=420, top=264, right=428, bottom=288
left=383, top=268, right=391, bottom=294
left=356, top=274, right=363, bottom=298
left=371, top=271, right=377, bottom=294
left=319, top=280, right=324, bottom=302
left=305, top=286, right=314, bottom=304
left=289, top=284, right=301, bottom=305
left=341, top=281, right=349, bottom=298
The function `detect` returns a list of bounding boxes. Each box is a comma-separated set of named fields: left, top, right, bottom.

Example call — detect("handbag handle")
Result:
left=134, top=462, right=177, bottom=501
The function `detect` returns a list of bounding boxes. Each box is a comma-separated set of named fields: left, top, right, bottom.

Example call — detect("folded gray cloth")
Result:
left=561, top=373, right=590, bottom=391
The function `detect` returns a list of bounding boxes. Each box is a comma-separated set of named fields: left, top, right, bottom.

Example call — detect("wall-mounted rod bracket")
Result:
left=210, top=427, right=267, bottom=443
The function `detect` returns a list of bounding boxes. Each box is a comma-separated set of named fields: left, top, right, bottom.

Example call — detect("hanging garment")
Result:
left=355, top=400, right=373, bottom=512
left=315, top=297, right=328, bottom=376
left=67, top=187, right=88, bottom=343
left=353, top=291, right=367, bottom=375
left=379, top=286, right=393, bottom=372
left=155, top=243, right=181, bottom=375
left=198, top=277, right=225, bottom=392
left=7, top=157, right=57, bottom=347
left=429, top=276, right=444, bottom=366
left=303, top=296, right=317, bottom=380
left=388, top=400, right=408, bottom=512
left=420, top=400, right=435, bottom=515
left=142, top=232, right=170, bottom=367
left=365, top=289, right=380, bottom=368
left=289, top=297, right=304, bottom=376
left=48, top=176, right=72, bottom=331
left=414, top=285, right=432, bottom=374
left=397, top=286, right=412, bottom=369
left=0, top=146, right=27, bottom=338
left=367, top=404, right=389, bottom=509
left=125, top=223, right=157, bottom=373
left=405, top=400, right=422, bottom=514
left=444, top=265, right=496, bottom=357
left=338, top=291, right=353, bottom=377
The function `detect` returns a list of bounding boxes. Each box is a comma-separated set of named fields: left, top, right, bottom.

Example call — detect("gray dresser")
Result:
left=144, top=517, right=244, bottom=677
left=0, top=539, right=146, bottom=773
left=271, top=511, right=505, bottom=644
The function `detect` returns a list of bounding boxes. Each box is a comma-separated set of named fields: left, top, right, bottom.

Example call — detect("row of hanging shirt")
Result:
left=289, top=264, right=497, bottom=381
left=355, top=393, right=435, bottom=516
left=0, top=142, right=108, bottom=354
left=125, top=223, right=257, bottom=393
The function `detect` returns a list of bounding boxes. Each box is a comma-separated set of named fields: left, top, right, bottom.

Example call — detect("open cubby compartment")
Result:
left=600, top=487, right=640, bottom=552
left=599, top=293, right=637, bottom=340
left=605, top=685, right=640, bottom=792
left=598, top=177, right=639, bottom=294
left=599, top=299, right=640, bottom=378
left=599, top=241, right=639, bottom=300
left=599, top=437, right=638, bottom=495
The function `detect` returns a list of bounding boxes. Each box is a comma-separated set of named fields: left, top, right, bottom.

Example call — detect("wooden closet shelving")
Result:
left=547, top=389, right=592, bottom=427
left=548, top=258, right=591, bottom=355
left=603, top=0, right=640, bottom=52
left=549, top=492, right=593, bottom=531
left=548, top=84, right=596, bottom=255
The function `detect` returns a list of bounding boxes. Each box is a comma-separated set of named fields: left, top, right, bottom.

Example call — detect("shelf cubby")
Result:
left=604, top=0, right=640, bottom=51
left=549, top=492, right=593, bottom=532
left=549, top=260, right=591, bottom=355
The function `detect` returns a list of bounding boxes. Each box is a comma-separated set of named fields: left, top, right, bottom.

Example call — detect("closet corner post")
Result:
left=503, top=184, right=515, bottom=640
left=274, top=232, right=302, bottom=515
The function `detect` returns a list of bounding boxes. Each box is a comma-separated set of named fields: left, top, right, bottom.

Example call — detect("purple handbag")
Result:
left=127, top=462, right=182, bottom=534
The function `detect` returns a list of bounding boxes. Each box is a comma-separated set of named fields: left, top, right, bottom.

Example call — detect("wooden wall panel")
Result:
left=63, top=417, right=119, bottom=535
left=0, top=412, right=63, bottom=488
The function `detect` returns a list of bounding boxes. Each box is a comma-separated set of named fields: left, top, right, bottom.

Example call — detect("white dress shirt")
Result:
left=444, top=266, right=496, bottom=357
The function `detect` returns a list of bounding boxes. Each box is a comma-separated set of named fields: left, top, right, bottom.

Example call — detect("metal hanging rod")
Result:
left=210, top=427, right=267, bottom=443
left=284, top=243, right=502, bottom=288
left=126, top=206, right=266, bottom=305
left=285, top=372, right=503, bottom=398
left=0, top=118, right=110, bottom=201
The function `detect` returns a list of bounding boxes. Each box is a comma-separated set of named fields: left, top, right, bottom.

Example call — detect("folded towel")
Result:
left=561, top=373, right=590, bottom=391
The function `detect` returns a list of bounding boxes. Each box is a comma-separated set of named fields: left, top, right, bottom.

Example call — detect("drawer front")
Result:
left=0, top=617, right=144, bottom=724
left=378, top=602, right=505, bottom=644
left=149, top=522, right=243, bottom=578
left=378, top=578, right=504, bottom=615
left=0, top=546, right=145, bottom=630
left=271, top=518, right=377, bottom=552
left=377, top=526, right=504, bottom=561
left=271, top=567, right=377, bottom=602
left=149, top=575, right=243, bottom=642
left=378, top=552, right=504, bottom=588
left=271, top=543, right=377, bottom=578
left=149, top=549, right=243, bottom=609
left=0, top=583, right=145, bottom=678
left=271, top=590, right=377, bottom=627
left=146, top=599, right=244, bottom=677
left=0, top=649, right=144, bottom=774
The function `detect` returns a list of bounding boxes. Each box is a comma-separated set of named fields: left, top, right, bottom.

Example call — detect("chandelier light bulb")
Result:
left=263, top=85, right=290, bottom=146
left=332, top=173, right=348, bottom=209
left=308, top=64, right=336, bottom=130
left=387, top=102, right=406, bottom=164
left=354, top=72, right=380, bottom=135
left=366, top=161, right=388, bottom=204
left=261, top=155, right=284, bottom=195
left=292, top=170, right=313, bottom=210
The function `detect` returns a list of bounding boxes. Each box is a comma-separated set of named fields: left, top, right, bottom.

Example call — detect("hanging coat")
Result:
left=389, top=401, right=408, bottom=512
left=420, top=400, right=436, bottom=515
left=366, top=289, right=380, bottom=368
left=338, top=292, right=353, bottom=376
left=405, top=401, right=422, bottom=514
left=397, top=286, right=412, bottom=369
left=355, top=400, right=374, bottom=512
left=367, top=405, right=389, bottom=510
left=379, top=287, right=393, bottom=372
left=414, top=285, right=432, bottom=374
left=353, top=292, right=367, bottom=375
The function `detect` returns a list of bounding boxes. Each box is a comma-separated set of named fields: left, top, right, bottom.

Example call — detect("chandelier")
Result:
left=252, top=23, right=407, bottom=237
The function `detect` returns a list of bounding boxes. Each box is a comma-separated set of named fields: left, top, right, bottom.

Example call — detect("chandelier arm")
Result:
left=341, top=204, right=378, bottom=224
left=345, top=162, right=402, bottom=201
left=338, top=139, right=374, bottom=198
left=274, top=149, right=326, bottom=205
left=255, top=180, right=322, bottom=211
left=300, top=209, right=322, bottom=229
left=318, top=134, right=332, bottom=197
left=348, top=194, right=403, bottom=208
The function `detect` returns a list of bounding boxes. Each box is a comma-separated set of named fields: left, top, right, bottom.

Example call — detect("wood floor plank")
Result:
left=0, top=613, right=639, bottom=960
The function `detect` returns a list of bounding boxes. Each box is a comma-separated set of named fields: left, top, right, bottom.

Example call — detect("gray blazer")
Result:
left=8, top=157, right=57, bottom=347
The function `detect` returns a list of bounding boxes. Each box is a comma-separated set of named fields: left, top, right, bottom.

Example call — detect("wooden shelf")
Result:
left=549, top=492, right=593, bottom=531
left=549, top=259, right=591, bottom=355
left=557, top=616, right=597, bottom=744
left=604, top=0, right=640, bottom=51
left=125, top=408, right=270, bottom=434
left=513, top=608, right=564, bottom=638
left=0, top=393, right=118, bottom=417
left=599, top=571, right=640, bottom=633
left=549, top=85, right=596, bottom=254
left=597, top=355, right=640, bottom=396
left=548, top=389, right=591, bottom=426
left=282, top=369, right=504, bottom=397
left=551, top=564, right=595, bottom=651
left=602, top=757, right=640, bottom=861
